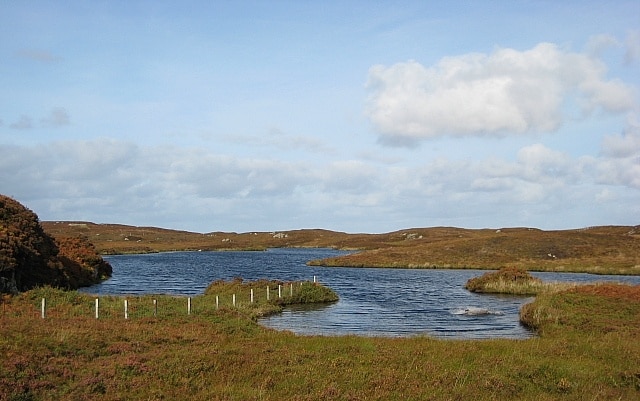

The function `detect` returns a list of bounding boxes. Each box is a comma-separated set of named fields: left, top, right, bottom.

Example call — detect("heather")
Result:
left=0, top=196, right=111, bottom=294
left=1, top=282, right=639, bottom=400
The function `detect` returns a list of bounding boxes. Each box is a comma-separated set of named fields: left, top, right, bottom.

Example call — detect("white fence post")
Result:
left=124, top=299, right=129, bottom=319
left=188, top=297, right=192, bottom=315
left=232, top=294, right=236, bottom=307
left=313, top=276, right=317, bottom=283
left=266, top=286, right=270, bottom=301
left=153, top=299, right=157, bottom=317
left=41, top=298, right=45, bottom=319
left=95, top=298, right=99, bottom=319
left=290, top=283, right=293, bottom=297
left=216, top=295, right=219, bottom=309
left=278, top=285, right=282, bottom=298
left=250, top=288, right=254, bottom=303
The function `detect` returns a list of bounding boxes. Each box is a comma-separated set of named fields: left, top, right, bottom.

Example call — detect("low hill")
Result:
left=310, top=226, right=640, bottom=275
left=41, top=221, right=640, bottom=275
left=0, top=196, right=112, bottom=294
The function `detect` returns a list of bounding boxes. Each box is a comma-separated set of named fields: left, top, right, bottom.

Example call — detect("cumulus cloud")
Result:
left=598, top=118, right=640, bottom=189
left=1, top=138, right=637, bottom=232
left=366, top=42, right=636, bottom=145
left=601, top=130, right=640, bottom=158
left=516, top=144, right=575, bottom=181
left=163, top=150, right=311, bottom=199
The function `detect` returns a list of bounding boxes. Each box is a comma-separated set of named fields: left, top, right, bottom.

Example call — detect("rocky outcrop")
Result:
left=0, top=195, right=111, bottom=294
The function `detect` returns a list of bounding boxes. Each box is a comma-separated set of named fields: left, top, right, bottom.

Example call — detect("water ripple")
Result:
left=80, top=249, right=640, bottom=339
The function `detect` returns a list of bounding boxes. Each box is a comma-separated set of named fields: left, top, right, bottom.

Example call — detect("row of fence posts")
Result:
left=39, top=276, right=318, bottom=319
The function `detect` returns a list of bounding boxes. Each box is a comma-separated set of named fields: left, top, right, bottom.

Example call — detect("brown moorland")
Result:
left=42, top=222, right=640, bottom=275
left=1, top=282, right=639, bottom=400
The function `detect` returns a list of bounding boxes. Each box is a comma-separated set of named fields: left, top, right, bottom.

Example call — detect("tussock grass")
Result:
left=482, top=279, right=576, bottom=295
left=465, top=267, right=578, bottom=295
left=1, top=282, right=640, bottom=400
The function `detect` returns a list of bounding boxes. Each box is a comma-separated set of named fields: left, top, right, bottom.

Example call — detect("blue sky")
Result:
left=1, top=1, right=639, bottom=233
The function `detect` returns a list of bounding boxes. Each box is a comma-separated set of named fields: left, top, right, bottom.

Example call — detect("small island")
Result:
left=464, top=266, right=576, bottom=295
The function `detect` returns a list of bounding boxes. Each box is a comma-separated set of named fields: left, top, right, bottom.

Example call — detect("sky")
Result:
left=1, top=1, right=639, bottom=234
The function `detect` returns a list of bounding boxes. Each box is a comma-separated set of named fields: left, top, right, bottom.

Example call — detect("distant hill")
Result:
left=309, top=226, right=640, bottom=275
left=0, top=196, right=111, bottom=294
left=41, top=221, right=640, bottom=275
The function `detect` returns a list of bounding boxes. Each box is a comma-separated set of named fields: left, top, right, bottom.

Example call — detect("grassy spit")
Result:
left=203, top=278, right=339, bottom=318
left=1, top=282, right=639, bottom=400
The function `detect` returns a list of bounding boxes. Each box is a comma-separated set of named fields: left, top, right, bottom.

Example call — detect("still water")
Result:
left=81, top=248, right=640, bottom=339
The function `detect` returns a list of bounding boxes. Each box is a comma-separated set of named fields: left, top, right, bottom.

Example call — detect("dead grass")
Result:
left=565, top=282, right=640, bottom=301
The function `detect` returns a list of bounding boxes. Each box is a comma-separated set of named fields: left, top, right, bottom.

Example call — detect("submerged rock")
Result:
left=452, top=307, right=503, bottom=316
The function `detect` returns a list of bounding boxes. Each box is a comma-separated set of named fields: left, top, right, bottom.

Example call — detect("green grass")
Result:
left=204, top=278, right=339, bottom=318
left=1, top=283, right=639, bottom=400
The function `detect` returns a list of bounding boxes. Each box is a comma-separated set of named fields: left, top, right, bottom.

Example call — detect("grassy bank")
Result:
left=1, top=282, right=639, bottom=400
left=203, top=278, right=339, bottom=318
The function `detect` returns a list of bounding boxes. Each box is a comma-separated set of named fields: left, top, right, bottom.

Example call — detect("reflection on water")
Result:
left=81, top=248, right=640, bottom=339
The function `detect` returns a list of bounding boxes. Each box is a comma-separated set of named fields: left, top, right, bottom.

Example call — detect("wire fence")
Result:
left=3, top=277, right=323, bottom=320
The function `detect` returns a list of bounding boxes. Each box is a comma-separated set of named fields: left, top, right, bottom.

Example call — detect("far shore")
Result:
left=42, top=221, right=640, bottom=276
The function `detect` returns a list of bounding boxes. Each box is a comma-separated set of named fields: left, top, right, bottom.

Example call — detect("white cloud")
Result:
left=598, top=118, right=640, bottom=189
left=1, top=138, right=638, bottom=232
left=366, top=42, right=636, bottom=145
left=516, top=144, right=575, bottom=182
left=595, top=158, right=640, bottom=189
left=601, top=129, right=640, bottom=158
